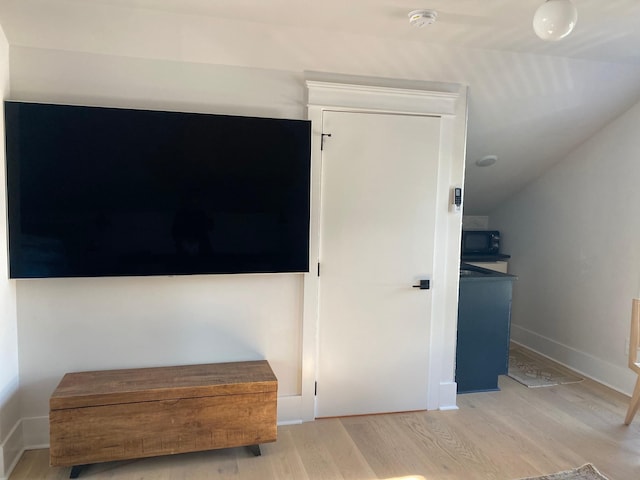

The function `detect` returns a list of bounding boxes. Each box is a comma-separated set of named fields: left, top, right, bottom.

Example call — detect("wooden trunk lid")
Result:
left=50, top=360, right=277, bottom=410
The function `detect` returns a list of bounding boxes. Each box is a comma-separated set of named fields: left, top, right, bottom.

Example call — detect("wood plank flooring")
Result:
left=9, top=360, right=640, bottom=479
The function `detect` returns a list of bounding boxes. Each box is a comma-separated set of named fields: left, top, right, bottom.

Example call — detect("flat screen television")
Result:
left=4, top=101, right=311, bottom=278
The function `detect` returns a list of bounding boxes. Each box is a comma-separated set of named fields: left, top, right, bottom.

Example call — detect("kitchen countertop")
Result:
left=459, top=263, right=517, bottom=280
left=461, top=253, right=511, bottom=262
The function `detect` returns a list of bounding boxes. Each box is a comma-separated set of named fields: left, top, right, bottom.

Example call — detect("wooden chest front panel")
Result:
left=50, top=391, right=277, bottom=467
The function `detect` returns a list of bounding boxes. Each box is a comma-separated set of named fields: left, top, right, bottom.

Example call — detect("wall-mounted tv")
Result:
left=4, top=101, right=311, bottom=278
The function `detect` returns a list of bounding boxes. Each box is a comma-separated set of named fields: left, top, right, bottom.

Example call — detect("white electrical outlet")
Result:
left=625, top=337, right=630, bottom=356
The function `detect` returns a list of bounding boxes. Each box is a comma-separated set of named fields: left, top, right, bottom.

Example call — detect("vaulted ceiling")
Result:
left=1, top=0, right=640, bottom=213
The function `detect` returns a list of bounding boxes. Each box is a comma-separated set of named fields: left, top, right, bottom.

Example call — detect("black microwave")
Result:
left=461, top=230, right=500, bottom=255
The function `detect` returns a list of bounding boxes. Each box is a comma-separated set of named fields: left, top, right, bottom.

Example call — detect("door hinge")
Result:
left=315, top=381, right=318, bottom=396
left=321, top=133, right=332, bottom=151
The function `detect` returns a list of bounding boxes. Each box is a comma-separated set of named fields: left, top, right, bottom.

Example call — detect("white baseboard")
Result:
left=0, top=418, right=24, bottom=480
left=511, top=324, right=637, bottom=396
left=438, top=381, right=459, bottom=410
left=21, top=416, right=49, bottom=448
left=276, top=395, right=304, bottom=425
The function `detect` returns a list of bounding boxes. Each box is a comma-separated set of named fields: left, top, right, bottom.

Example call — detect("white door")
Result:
left=316, top=110, right=441, bottom=418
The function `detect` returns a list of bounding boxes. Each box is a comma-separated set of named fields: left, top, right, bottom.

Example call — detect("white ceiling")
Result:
left=1, top=0, right=640, bottom=213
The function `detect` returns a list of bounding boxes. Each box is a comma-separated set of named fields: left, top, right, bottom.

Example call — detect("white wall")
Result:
left=17, top=274, right=304, bottom=405
left=0, top=26, right=19, bottom=480
left=490, top=99, right=640, bottom=394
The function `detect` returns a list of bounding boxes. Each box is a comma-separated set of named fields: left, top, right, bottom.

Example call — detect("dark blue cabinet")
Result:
left=456, top=266, right=516, bottom=393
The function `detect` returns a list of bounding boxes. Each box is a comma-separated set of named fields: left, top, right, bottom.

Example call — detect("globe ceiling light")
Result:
left=533, top=0, right=578, bottom=41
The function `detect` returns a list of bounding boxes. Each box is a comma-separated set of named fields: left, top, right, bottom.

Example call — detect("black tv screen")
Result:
left=4, top=101, right=311, bottom=278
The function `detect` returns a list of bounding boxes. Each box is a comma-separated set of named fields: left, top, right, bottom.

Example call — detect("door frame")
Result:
left=298, top=78, right=468, bottom=421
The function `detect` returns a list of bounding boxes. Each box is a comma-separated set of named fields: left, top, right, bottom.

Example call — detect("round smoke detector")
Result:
left=408, top=9, right=438, bottom=28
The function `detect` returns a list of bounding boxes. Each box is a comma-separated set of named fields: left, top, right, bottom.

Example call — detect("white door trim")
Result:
left=300, top=78, right=468, bottom=421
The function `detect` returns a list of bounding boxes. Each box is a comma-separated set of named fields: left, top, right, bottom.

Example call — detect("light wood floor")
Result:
left=9, top=359, right=640, bottom=479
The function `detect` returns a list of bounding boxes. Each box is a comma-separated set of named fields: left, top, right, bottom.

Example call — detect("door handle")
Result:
left=412, top=280, right=430, bottom=290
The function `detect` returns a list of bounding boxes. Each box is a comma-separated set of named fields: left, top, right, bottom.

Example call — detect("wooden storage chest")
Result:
left=49, top=360, right=277, bottom=473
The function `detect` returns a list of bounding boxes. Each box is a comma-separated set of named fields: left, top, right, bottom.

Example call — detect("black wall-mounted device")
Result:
left=454, top=187, right=462, bottom=207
